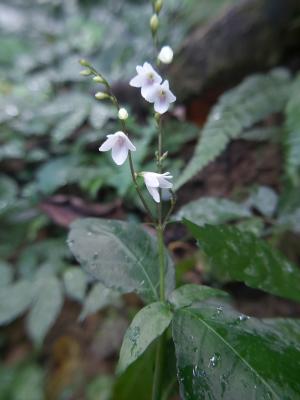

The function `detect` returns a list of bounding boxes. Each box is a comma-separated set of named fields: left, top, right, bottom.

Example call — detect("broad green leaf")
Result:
left=168, top=284, right=229, bottom=309
left=278, top=209, right=300, bottom=234
left=0, top=280, right=33, bottom=325
left=112, top=343, right=155, bottom=400
left=245, top=186, right=278, bottom=218
left=13, top=364, right=44, bottom=400
left=174, top=197, right=251, bottom=225
left=79, top=282, right=120, bottom=321
left=68, top=218, right=175, bottom=302
left=185, top=220, right=300, bottom=302
left=52, top=103, right=90, bottom=143
left=27, top=276, right=63, bottom=344
left=284, top=74, right=300, bottom=185
left=87, top=375, right=114, bottom=400
left=172, top=303, right=300, bottom=400
left=0, top=174, right=18, bottom=215
left=117, top=302, right=173, bottom=374
left=63, top=267, right=88, bottom=302
left=175, top=69, right=291, bottom=189
left=236, top=217, right=265, bottom=237
left=36, top=157, right=79, bottom=194
left=0, top=261, right=13, bottom=287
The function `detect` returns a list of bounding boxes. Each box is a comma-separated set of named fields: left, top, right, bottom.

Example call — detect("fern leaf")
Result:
left=175, top=69, right=291, bottom=190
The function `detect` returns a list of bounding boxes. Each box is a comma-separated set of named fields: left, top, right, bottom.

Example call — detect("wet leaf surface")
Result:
left=172, top=302, right=300, bottom=400
left=117, top=302, right=173, bottom=374
left=185, top=220, right=300, bottom=302
left=168, top=284, right=230, bottom=309
left=174, top=197, right=251, bottom=226
left=68, top=218, right=175, bottom=302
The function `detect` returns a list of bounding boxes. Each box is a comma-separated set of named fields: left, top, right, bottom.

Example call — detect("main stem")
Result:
left=152, top=116, right=166, bottom=400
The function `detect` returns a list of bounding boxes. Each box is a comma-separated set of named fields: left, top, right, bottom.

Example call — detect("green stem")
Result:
left=152, top=224, right=166, bottom=400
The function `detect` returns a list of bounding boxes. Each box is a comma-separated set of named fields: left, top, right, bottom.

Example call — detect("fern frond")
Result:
left=175, top=69, right=291, bottom=190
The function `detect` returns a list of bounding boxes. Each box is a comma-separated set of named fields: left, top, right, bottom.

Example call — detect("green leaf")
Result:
left=112, top=343, right=155, bottom=400
left=13, top=364, right=44, bottom=400
left=168, top=284, right=230, bottom=309
left=36, top=157, right=78, bottom=194
left=79, top=282, right=120, bottom=321
left=27, top=276, right=63, bottom=344
left=175, top=69, right=291, bottom=189
left=284, top=74, right=300, bottom=185
left=0, top=261, right=13, bottom=287
left=63, top=267, right=88, bottom=302
left=117, top=302, right=173, bottom=374
left=174, top=197, right=251, bottom=225
left=172, top=303, right=300, bottom=400
left=87, top=375, right=114, bottom=400
left=68, top=218, right=175, bottom=302
left=52, top=103, right=90, bottom=143
left=0, top=281, right=33, bottom=325
left=0, top=174, right=18, bottom=215
left=185, top=220, right=300, bottom=302
left=245, top=186, right=278, bottom=218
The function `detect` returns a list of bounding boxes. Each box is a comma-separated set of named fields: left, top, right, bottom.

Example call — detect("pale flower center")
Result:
left=147, top=72, right=154, bottom=83
left=159, top=89, right=166, bottom=99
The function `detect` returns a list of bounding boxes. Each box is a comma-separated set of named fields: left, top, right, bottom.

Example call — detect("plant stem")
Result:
left=152, top=223, right=166, bottom=400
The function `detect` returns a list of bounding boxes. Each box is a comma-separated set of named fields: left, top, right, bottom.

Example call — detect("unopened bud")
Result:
left=160, top=151, right=168, bottom=161
left=95, top=92, right=110, bottom=100
left=80, top=69, right=92, bottom=76
left=158, top=46, right=173, bottom=64
left=79, top=59, right=91, bottom=67
left=118, top=107, right=128, bottom=120
left=93, top=75, right=105, bottom=83
left=150, top=14, right=159, bottom=34
left=155, top=0, right=163, bottom=14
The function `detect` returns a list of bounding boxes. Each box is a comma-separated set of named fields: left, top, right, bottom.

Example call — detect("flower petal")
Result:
left=111, top=142, right=128, bottom=165
left=158, top=178, right=173, bottom=189
left=99, top=136, right=117, bottom=152
left=146, top=185, right=160, bottom=203
left=141, top=85, right=158, bottom=102
left=129, top=74, right=145, bottom=88
left=166, top=90, right=176, bottom=103
left=124, top=136, right=136, bottom=151
left=154, top=99, right=169, bottom=114
left=144, top=173, right=160, bottom=187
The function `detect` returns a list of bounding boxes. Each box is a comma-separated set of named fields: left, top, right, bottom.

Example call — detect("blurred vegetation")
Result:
left=0, top=0, right=300, bottom=399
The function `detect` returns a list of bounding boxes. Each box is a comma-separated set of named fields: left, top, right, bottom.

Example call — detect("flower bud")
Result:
left=150, top=14, right=159, bottom=34
left=118, top=107, right=129, bottom=120
left=95, top=92, right=110, bottom=100
left=160, top=151, right=168, bottom=161
left=80, top=69, right=92, bottom=76
left=158, top=46, right=173, bottom=64
left=93, top=75, right=105, bottom=83
left=79, top=59, right=91, bottom=67
left=154, top=0, right=163, bottom=14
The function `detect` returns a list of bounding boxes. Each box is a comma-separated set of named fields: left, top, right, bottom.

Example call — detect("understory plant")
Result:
left=71, top=1, right=300, bottom=399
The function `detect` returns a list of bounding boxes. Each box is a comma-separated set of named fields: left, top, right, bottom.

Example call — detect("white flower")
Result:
left=145, top=80, right=176, bottom=114
left=118, top=107, right=128, bottom=120
left=143, top=172, right=173, bottom=203
left=129, top=62, right=162, bottom=100
left=158, top=46, right=174, bottom=64
left=99, top=131, right=136, bottom=166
